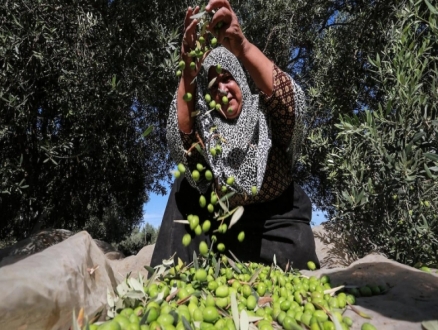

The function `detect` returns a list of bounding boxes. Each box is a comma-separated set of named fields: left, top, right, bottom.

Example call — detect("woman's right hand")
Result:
left=181, top=6, right=204, bottom=79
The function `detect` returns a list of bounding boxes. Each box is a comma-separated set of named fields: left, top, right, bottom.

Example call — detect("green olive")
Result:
left=205, top=170, right=213, bottom=181
left=202, top=306, right=219, bottom=323
left=194, top=224, right=202, bottom=236
left=199, top=195, right=207, bottom=208
left=189, top=215, right=199, bottom=230
left=246, top=295, right=257, bottom=310
left=178, top=60, right=186, bottom=70
left=202, top=220, right=211, bottom=233
left=207, top=204, right=214, bottom=213
left=182, top=234, right=191, bottom=246
left=211, top=38, right=218, bottom=47
left=217, top=243, right=225, bottom=252
left=205, top=94, right=212, bottom=103
left=361, top=323, right=377, bottom=330
left=215, top=285, right=229, bottom=298
left=199, top=241, right=209, bottom=256
left=177, top=163, right=186, bottom=173
left=222, top=96, right=229, bottom=105
left=307, top=261, right=316, bottom=270
left=359, top=286, right=372, bottom=297
left=192, top=170, right=200, bottom=182
left=195, top=268, right=208, bottom=282
left=183, top=93, right=193, bottom=102
left=237, top=231, right=245, bottom=242
left=226, top=176, right=235, bottom=185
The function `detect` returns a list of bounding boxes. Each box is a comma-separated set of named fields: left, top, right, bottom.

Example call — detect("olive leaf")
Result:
left=125, top=291, right=145, bottom=299
left=217, top=192, right=229, bottom=213
left=194, top=143, right=202, bottom=153
left=139, top=309, right=150, bottom=325
left=208, top=77, right=217, bottom=89
left=227, top=258, right=242, bottom=274
left=191, top=110, right=200, bottom=117
left=193, top=251, right=199, bottom=270
left=240, top=309, right=249, bottom=330
left=422, top=320, right=438, bottom=330
left=174, top=220, right=190, bottom=224
left=229, top=206, right=244, bottom=229
left=128, top=277, right=144, bottom=292
left=248, top=267, right=263, bottom=285
left=141, top=125, right=153, bottom=137
left=162, top=256, right=175, bottom=267
left=347, top=302, right=372, bottom=319
left=190, top=11, right=207, bottom=20
left=228, top=250, right=243, bottom=264
left=71, top=309, right=80, bottom=330
left=231, top=292, right=240, bottom=330
left=328, top=310, right=344, bottom=330
left=181, top=315, right=193, bottom=330
left=107, top=287, right=116, bottom=307
left=214, top=259, right=220, bottom=278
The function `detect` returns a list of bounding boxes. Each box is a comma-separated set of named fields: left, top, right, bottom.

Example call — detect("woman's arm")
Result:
left=177, top=6, right=203, bottom=134
left=206, top=0, right=273, bottom=95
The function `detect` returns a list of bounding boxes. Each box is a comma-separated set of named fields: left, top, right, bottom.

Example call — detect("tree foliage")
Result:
left=115, top=222, right=160, bottom=257
left=322, top=0, right=438, bottom=265
left=0, top=0, right=184, bottom=242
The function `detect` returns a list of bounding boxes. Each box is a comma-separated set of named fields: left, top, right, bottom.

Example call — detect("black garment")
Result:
left=150, top=177, right=320, bottom=270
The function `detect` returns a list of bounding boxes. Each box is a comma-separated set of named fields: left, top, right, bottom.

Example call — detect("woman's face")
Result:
left=208, top=67, right=243, bottom=120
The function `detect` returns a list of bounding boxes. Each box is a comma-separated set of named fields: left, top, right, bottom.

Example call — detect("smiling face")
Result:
left=208, top=67, right=243, bottom=120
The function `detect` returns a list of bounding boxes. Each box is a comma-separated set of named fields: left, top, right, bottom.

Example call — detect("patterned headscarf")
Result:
left=167, top=47, right=272, bottom=195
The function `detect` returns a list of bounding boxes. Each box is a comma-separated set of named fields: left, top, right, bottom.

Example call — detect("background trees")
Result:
left=0, top=0, right=177, bottom=242
left=1, top=0, right=436, bottom=265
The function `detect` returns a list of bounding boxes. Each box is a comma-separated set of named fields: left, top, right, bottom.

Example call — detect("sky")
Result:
left=142, top=183, right=328, bottom=229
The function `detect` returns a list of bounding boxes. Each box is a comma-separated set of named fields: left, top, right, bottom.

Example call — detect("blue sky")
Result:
left=142, top=183, right=328, bottom=228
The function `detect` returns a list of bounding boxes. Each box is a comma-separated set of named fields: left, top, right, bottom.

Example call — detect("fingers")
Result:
left=205, top=0, right=231, bottom=12
left=183, top=6, right=200, bottom=52
left=208, top=6, right=233, bottom=34
left=184, top=6, right=199, bottom=29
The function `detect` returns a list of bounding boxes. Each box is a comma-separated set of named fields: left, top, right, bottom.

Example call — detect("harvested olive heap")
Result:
left=83, top=250, right=385, bottom=330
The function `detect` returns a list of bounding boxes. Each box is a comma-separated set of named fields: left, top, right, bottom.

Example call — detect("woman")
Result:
left=151, top=0, right=319, bottom=270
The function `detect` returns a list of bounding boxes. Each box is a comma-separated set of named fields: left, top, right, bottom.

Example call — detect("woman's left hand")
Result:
left=205, top=0, right=248, bottom=59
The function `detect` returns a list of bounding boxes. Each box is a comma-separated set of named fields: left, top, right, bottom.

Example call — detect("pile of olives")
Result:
left=85, top=256, right=382, bottom=330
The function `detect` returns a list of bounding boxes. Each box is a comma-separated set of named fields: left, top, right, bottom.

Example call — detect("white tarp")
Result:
left=0, top=230, right=437, bottom=329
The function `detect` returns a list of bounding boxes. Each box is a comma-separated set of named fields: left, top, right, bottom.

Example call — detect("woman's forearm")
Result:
left=238, top=40, right=274, bottom=96
left=177, top=74, right=196, bottom=134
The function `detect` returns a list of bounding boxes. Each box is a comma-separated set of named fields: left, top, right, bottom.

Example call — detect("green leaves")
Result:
left=142, top=125, right=154, bottom=138
left=325, top=0, right=438, bottom=266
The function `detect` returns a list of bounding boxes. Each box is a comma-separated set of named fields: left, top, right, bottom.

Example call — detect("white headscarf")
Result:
left=167, top=47, right=272, bottom=195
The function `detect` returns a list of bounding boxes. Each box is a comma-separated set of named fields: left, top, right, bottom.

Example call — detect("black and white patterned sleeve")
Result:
left=261, top=65, right=307, bottom=168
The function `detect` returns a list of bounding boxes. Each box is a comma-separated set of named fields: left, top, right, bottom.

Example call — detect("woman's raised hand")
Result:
left=181, top=6, right=203, bottom=78
left=205, top=0, right=248, bottom=59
